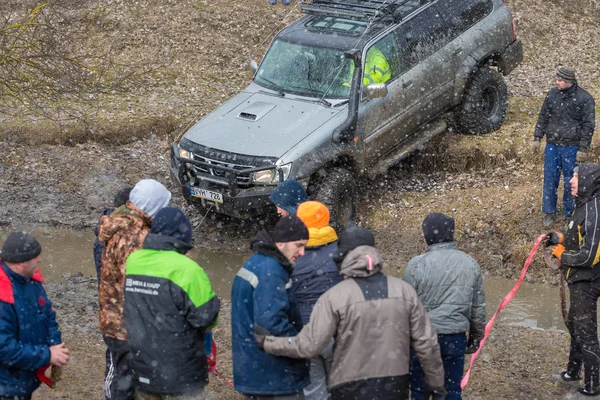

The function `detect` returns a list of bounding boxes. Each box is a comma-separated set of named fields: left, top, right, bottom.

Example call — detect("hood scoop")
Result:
left=236, top=101, right=276, bottom=122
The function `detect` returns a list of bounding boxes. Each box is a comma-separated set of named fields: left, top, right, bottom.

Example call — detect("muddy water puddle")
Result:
left=0, top=228, right=571, bottom=331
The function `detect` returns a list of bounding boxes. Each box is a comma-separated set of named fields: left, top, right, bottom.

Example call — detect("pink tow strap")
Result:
left=461, top=234, right=547, bottom=388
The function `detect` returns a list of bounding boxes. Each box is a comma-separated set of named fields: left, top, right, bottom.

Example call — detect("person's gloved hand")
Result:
left=424, top=384, right=448, bottom=400
left=465, top=339, right=481, bottom=355
left=552, top=244, right=566, bottom=260
left=576, top=150, right=587, bottom=163
left=253, top=324, right=270, bottom=350
left=545, top=230, right=564, bottom=246
left=531, top=138, right=541, bottom=153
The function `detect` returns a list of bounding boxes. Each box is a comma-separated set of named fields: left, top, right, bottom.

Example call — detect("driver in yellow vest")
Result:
left=344, top=46, right=391, bottom=87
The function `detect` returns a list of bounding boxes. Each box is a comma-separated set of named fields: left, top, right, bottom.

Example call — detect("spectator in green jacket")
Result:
left=124, top=207, right=220, bottom=400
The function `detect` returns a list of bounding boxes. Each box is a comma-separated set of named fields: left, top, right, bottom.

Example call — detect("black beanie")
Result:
left=422, top=213, right=455, bottom=246
left=273, top=215, right=309, bottom=243
left=332, top=226, right=375, bottom=265
left=0, top=231, right=42, bottom=263
left=114, top=187, right=133, bottom=208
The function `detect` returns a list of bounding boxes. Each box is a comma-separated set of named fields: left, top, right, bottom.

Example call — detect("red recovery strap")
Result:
left=36, top=365, right=53, bottom=388
left=461, top=234, right=546, bottom=389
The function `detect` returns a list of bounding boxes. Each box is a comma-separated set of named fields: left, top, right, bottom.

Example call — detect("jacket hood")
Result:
left=143, top=234, right=192, bottom=254
left=339, top=245, right=383, bottom=279
left=269, top=179, right=309, bottom=215
left=129, top=179, right=172, bottom=218
left=150, top=207, right=193, bottom=245
left=576, top=163, right=600, bottom=206
left=98, top=203, right=152, bottom=242
left=250, top=230, right=292, bottom=272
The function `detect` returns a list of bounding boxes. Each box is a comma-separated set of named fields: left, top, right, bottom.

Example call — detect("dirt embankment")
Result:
left=1, top=0, right=599, bottom=399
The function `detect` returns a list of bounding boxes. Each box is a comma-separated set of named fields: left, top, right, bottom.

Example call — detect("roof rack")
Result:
left=300, top=0, right=430, bottom=23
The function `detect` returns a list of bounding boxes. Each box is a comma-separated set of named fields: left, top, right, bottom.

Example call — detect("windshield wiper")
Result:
left=288, top=85, right=332, bottom=107
left=333, top=100, right=349, bottom=107
left=257, top=76, right=285, bottom=96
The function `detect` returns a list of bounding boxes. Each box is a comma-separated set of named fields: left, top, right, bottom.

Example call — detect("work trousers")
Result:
left=542, top=143, right=578, bottom=216
left=104, top=336, right=134, bottom=400
left=135, top=387, right=206, bottom=400
left=243, top=392, right=305, bottom=400
left=566, top=280, right=600, bottom=393
left=410, top=333, right=467, bottom=400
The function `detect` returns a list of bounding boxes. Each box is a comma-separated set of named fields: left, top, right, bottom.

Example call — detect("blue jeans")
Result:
left=304, top=340, right=333, bottom=400
left=543, top=143, right=578, bottom=216
left=410, top=333, right=467, bottom=400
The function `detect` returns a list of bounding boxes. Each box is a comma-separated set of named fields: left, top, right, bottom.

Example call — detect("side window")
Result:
left=363, top=33, right=403, bottom=86
left=440, top=0, right=494, bottom=38
left=396, top=7, right=447, bottom=69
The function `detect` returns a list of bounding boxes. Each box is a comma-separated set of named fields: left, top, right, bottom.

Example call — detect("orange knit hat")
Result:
left=297, top=201, right=330, bottom=229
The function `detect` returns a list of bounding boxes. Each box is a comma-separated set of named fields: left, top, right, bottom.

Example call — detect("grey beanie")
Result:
left=556, top=66, right=576, bottom=83
left=1, top=232, right=42, bottom=263
left=129, top=179, right=172, bottom=218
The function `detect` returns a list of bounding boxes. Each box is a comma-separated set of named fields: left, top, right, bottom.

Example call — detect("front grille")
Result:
left=190, top=153, right=253, bottom=187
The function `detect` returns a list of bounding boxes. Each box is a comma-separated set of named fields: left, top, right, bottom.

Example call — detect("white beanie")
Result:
left=129, top=179, right=172, bottom=218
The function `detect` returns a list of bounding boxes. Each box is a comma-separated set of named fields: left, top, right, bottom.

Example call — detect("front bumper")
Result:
left=499, top=38, right=523, bottom=76
left=170, top=143, right=279, bottom=219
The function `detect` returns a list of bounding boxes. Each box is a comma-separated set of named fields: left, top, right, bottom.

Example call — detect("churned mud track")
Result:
left=1, top=0, right=599, bottom=398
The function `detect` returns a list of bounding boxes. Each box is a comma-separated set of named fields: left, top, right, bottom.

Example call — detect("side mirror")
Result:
left=365, top=83, right=388, bottom=100
left=249, top=60, right=258, bottom=73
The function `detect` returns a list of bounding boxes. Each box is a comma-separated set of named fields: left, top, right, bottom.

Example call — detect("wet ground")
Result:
left=6, top=228, right=587, bottom=399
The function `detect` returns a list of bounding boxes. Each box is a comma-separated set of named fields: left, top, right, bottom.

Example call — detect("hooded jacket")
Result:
left=263, top=245, right=444, bottom=400
left=123, top=233, right=220, bottom=394
left=290, top=240, right=342, bottom=325
left=403, top=242, right=486, bottom=339
left=98, top=201, right=152, bottom=340
left=231, top=230, right=309, bottom=395
left=534, top=83, right=595, bottom=149
left=0, top=262, right=61, bottom=397
left=561, top=163, right=600, bottom=283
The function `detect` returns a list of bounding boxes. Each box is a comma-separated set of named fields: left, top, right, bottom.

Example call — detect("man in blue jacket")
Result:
left=231, top=215, right=310, bottom=399
left=0, top=232, right=70, bottom=400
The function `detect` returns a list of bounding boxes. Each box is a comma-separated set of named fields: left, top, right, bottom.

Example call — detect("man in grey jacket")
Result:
left=404, top=213, right=486, bottom=400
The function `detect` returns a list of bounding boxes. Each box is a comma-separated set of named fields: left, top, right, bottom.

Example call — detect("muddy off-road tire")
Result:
left=309, top=168, right=356, bottom=233
left=454, top=67, right=508, bottom=135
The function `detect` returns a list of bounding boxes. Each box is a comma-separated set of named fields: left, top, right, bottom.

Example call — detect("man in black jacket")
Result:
left=532, top=66, right=595, bottom=228
left=547, top=163, right=600, bottom=397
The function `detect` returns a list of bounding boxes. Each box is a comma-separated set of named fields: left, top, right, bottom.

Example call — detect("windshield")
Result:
left=255, top=39, right=353, bottom=99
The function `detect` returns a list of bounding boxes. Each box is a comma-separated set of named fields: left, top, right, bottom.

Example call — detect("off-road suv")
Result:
left=170, top=0, right=522, bottom=229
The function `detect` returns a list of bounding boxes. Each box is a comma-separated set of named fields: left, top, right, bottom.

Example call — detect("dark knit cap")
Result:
left=332, top=226, right=376, bottom=265
left=273, top=215, right=309, bottom=243
left=0, top=231, right=42, bottom=263
left=556, top=66, right=576, bottom=83
left=114, top=187, right=133, bottom=208
left=269, top=179, right=309, bottom=215
left=422, top=213, right=455, bottom=246
left=151, top=207, right=193, bottom=245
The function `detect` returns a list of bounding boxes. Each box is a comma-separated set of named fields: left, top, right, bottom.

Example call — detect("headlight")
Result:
left=252, top=162, right=292, bottom=185
left=178, top=147, right=191, bottom=159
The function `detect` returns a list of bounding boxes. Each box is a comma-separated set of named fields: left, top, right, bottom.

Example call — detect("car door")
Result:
left=356, top=29, right=410, bottom=165
left=361, top=5, right=453, bottom=165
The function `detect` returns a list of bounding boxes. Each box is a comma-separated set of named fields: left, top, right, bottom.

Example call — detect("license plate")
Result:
left=190, top=187, right=223, bottom=203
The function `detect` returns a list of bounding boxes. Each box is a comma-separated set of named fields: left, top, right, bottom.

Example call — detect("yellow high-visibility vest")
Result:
left=344, top=47, right=391, bottom=87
